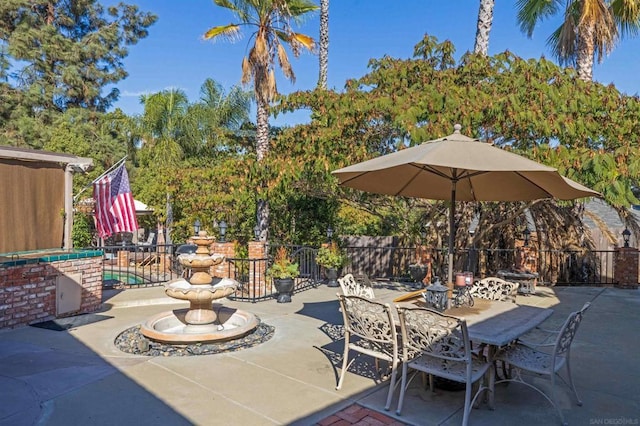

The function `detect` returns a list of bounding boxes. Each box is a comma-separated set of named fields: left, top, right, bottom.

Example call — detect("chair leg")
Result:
left=565, top=356, right=583, bottom=406
left=550, top=371, right=567, bottom=426
left=396, top=363, right=409, bottom=415
left=384, top=361, right=399, bottom=411
left=336, top=336, right=351, bottom=390
left=462, top=379, right=472, bottom=426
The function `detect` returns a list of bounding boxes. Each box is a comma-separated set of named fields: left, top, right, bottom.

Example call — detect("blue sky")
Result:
left=110, top=0, right=640, bottom=126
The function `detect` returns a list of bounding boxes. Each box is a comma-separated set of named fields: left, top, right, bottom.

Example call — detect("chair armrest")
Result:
left=535, top=325, right=560, bottom=334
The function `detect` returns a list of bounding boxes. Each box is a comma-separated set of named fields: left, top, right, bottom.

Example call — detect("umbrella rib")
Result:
left=410, top=163, right=488, bottom=181
left=512, top=171, right=555, bottom=198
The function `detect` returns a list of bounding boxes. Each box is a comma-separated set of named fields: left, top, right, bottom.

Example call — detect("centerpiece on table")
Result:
left=316, top=242, right=348, bottom=287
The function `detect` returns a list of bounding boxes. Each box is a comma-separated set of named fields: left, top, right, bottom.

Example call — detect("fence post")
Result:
left=613, top=246, right=639, bottom=289
left=248, top=241, right=268, bottom=296
left=210, top=241, right=235, bottom=278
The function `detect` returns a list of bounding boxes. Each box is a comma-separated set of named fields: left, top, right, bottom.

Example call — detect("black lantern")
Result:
left=219, top=220, right=227, bottom=242
left=194, top=219, right=201, bottom=235
left=523, top=227, right=531, bottom=247
left=326, top=226, right=334, bottom=242
left=622, top=228, right=631, bottom=248
left=253, top=225, right=260, bottom=241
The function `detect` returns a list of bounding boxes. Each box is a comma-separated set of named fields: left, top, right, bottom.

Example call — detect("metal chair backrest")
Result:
left=337, top=294, right=397, bottom=355
left=553, top=302, right=591, bottom=362
left=397, top=306, right=471, bottom=364
left=470, top=277, right=519, bottom=302
left=338, top=273, right=375, bottom=298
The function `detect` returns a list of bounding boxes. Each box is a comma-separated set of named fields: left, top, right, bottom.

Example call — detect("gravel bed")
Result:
left=115, top=321, right=275, bottom=356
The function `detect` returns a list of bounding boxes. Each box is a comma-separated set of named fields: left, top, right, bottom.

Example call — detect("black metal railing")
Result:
left=340, top=246, right=617, bottom=286
left=97, top=242, right=619, bottom=293
left=101, top=243, right=181, bottom=288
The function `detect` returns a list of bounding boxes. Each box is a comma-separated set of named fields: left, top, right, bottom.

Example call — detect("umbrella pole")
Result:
left=447, top=181, right=456, bottom=307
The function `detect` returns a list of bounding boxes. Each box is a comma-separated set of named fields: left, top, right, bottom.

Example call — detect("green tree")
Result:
left=516, top=0, right=640, bottom=81
left=203, top=0, right=318, bottom=241
left=276, top=35, right=640, bottom=250
left=184, top=78, right=252, bottom=158
left=137, top=88, right=190, bottom=166
left=0, top=0, right=157, bottom=112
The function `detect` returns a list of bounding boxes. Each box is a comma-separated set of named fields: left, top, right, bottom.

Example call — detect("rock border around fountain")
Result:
left=116, top=320, right=275, bottom=356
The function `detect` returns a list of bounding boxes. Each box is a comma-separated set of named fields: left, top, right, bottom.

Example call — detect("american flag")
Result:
left=93, top=163, right=139, bottom=238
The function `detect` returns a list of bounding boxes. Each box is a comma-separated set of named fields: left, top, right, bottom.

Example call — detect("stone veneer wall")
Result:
left=613, top=247, right=639, bottom=289
left=0, top=251, right=103, bottom=329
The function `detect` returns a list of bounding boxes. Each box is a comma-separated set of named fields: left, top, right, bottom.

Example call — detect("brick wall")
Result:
left=0, top=255, right=103, bottom=329
left=210, top=241, right=235, bottom=279
left=613, top=247, right=639, bottom=289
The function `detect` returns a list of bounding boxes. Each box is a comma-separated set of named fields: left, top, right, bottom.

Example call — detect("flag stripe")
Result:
left=93, top=163, right=139, bottom=239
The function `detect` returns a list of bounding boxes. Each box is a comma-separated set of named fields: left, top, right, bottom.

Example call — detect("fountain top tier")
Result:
left=177, top=231, right=225, bottom=286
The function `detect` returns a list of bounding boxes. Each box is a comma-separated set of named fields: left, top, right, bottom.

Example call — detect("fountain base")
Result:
left=141, top=304, right=259, bottom=344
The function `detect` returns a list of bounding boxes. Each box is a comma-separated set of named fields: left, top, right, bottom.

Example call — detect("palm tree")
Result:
left=204, top=0, right=318, bottom=241
left=516, top=0, right=640, bottom=81
left=318, top=0, right=329, bottom=88
left=185, top=78, right=252, bottom=157
left=474, top=0, right=496, bottom=55
left=138, top=88, right=190, bottom=165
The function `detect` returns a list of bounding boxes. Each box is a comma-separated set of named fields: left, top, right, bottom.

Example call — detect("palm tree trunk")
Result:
left=318, top=0, right=329, bottom=89
left=256, top=99, right=269, bottom=161
left=255, top=98, right=270, bottom=241
left=576, top=23, right=595, bottom=81
left=474, top=0, right=495, bottom=55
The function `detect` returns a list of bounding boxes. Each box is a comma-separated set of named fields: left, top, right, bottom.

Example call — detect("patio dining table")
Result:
left=379, top=290, right=554, bottom=408
left=380, top=290, right=554, bottom=348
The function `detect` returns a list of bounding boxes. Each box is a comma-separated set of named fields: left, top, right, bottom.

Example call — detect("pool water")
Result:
left=103, top=271, right=145, bottom=285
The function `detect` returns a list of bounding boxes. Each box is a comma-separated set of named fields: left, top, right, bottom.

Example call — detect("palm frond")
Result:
left=203, top=24, right=241, bottom=41
left=277, top=43, right=294, bottom=81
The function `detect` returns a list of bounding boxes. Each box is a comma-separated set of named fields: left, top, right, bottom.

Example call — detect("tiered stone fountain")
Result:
left=140, top=231, right=259, bottom=344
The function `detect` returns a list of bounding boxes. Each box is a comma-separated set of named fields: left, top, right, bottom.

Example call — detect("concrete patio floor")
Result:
left=1, top=281, right=638, bottom=425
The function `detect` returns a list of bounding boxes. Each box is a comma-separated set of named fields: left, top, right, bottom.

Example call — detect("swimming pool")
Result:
left=103, top=271, right=145, bottom=285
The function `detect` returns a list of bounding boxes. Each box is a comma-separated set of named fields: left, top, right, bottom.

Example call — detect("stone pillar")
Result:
left=117, top=250, right=130, bottom=267
left=415, top=245, right=432, bottom=285
left=614, top=247, right=639, bottom=289
left=514, top=241, right=538, bottom=273
left=209, top=241, right=235, bottom=278
left=248, top=241, right=268, bottom=297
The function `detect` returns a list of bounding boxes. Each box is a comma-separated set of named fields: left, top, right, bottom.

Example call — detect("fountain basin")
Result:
left=141, top=305, right=259, bottom=344
left=177, top=253, right=225, bottom=268
left=165, top=277, right=237, bottom=301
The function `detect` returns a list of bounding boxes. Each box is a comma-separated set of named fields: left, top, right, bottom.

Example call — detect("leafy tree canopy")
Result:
left=0, top=0, right=157, bottom=114
left=271, top=34, right=640, bottom=249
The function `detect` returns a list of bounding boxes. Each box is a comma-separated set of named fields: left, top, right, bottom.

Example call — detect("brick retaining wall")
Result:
left=0, top=252, right=103, bottom=329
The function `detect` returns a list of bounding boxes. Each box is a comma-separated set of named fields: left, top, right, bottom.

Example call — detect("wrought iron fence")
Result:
left=101, top=243, right=181, bottom=288
left=100, top=243, right=321, bottom=302
left=340, top=245, right=616, bottom=286
left=98, top=242, right=618, bottom=294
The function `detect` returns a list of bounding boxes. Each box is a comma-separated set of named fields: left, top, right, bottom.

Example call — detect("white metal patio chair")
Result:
left=336, top=294, right=399, bottom=411
left=494, top=302, right=591, bottom=425
left=469, top=277, right=519, bottom=303
left=395, top=305, right=492, bottom=426
left=338, top=273, right=375, bottom=299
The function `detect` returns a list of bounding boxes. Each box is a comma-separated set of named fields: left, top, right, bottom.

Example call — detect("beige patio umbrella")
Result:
left=332, top=124, right=599, bottom=293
